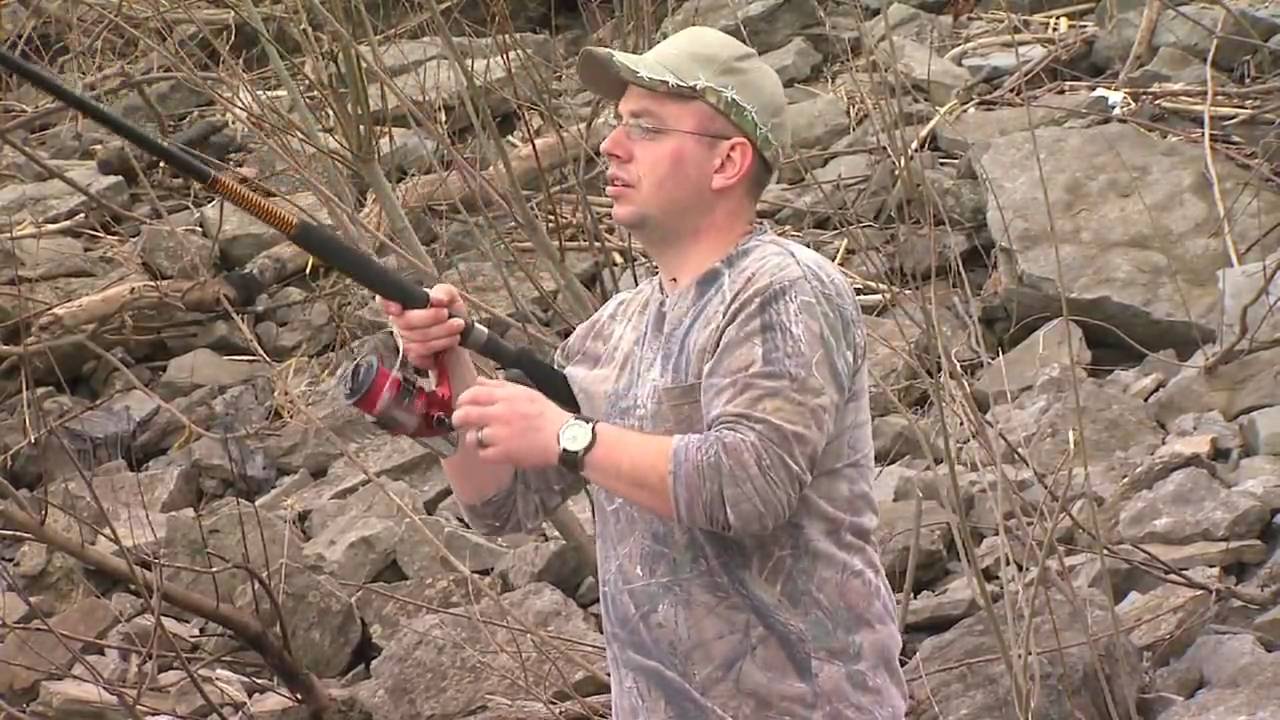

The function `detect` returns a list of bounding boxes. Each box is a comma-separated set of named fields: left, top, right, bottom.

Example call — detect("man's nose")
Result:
left=599, top=122, right=626, bottom=159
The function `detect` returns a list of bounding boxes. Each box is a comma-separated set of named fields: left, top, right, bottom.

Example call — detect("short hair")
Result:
left=745, top=153, right=773, bottom=201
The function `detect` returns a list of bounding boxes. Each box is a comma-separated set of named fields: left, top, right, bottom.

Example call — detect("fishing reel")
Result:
left=342, top=352, right=454, bottom=438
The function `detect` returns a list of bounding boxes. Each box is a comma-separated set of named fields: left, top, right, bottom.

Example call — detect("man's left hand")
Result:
left=449, top=376, right=572, bottom=468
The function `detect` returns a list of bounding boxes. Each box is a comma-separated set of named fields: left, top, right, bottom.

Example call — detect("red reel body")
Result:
left=343, top=353, right=453, bottom=437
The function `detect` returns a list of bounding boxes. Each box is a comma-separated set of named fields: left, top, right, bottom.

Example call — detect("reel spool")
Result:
left=342, top=353, right=454, bottom=438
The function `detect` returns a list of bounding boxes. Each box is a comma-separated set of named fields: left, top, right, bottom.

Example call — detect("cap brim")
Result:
left=577, top=47, right=700, bottom=103
left=577, top=47, right=631, bottom=101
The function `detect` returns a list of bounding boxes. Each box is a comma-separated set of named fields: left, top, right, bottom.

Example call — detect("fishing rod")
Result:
left=0, top=46, right=580, bottom=429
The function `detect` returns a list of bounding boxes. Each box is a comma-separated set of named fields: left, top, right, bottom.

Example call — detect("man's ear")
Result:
left=709, top=138, right=755, bottom=192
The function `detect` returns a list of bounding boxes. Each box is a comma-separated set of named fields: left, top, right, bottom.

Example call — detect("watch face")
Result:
left=560, top=420, right=593, bottom=451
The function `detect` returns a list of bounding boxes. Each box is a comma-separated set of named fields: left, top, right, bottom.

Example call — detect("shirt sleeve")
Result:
left=456, top=465, right=585, bottom=536
left=455, top=316, right=598, bottom=537
left=669, top=265, right=863, bottom=536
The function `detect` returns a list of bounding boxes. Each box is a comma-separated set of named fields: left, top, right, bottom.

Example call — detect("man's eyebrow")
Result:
left=618, top=106, right=660, bottom=121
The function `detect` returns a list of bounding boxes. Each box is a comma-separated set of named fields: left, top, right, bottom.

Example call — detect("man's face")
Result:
left=598, top=86, right=729, bottom=234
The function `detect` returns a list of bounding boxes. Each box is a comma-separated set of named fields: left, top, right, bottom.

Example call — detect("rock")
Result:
left=133, top=222, right=219, bottom=280
left=130, top=385, right=220, bottom=460
left=863, top=312, right=929, bottom=416
left=1254, top=606, right=1280, bottom=650
left=0, top=167, right=129, bottom=231
left=255, top=287, right=336, bottom=359
left=960, top=43, right=1052, bottom=82
left=1167, top=410, right=1243, bottom=456
left=760, top=36, right=823, bottom=84
left=372, top=126, right=441, bottom=179
left=1227, top=456, right=1280, bottom=512
left=1239, top=405, right=1280, bottom=456
left=874, top=38, right=975, bottom=105
left=355, top=582, right=608, bottom=719
left=986, top=370, right=1164, bottom=483
left=300, top=480, right=427, bottom=583
left=1156, top=634, right=1280, bottom=720
left=1091, top=0, right=1159, bottom=70
left=1152, top=4, right=1280, bottom=73
left=1115, top=568, right=1214, bottom=667
left=228, top=558, right=363, bottom=678
left=0, top=234, right=111, bottom=282
left=17, top=400, right=151, bottom=487
left=352, top=32, right=554, bottom=77
left=28, top=678, right=175, bottom=718
left=84, top=465, right=200, bottom=555
left=156, top=433, right=277, bottom=499
left=361, top=53, right=546, bottom=129
left=1, top=591, right=37, bottom=625
left=154, top=348, right=272, bottom=401
left=1117, top=466, right=1270, bottom=544
left=903, top=586, right=1141, bottom=719
left=899, top=168, right=987, bottom=228
left=973, top=318, right=1090, bottom=409
left=0, top=596, right=121, bottom=698
left=660, top=0, right=822, bottom=55
left=394, top=515, right=514, bottom=578
left=1127, top=46, right=1230, bottom=87
left=103, top=77, right=214, bottom=128
left=280, top=433, right=450, bottom=516
left=933, top=93, right=1089, bottom=156
left=977, top=123, right=1280, bottom=357
left=1217, top=249, right=1280, bottom=353
left=200, top=191, right=336, bottom=268
left=353, top=574, right=503, bottom=644
left=782, top=92, right=851, bottom=162
left=1154, top=434, right=1217, bottom=463
left=903, top=583, right=978, bottom=630
left=244, top=691, right=302, bottom=717
left=876, top=500, right=954, bottom=590
left=1113, top=538, right=1269, bottom=569
left=865, top=226, right=984, bottom=284
left=863, top=3, right=952, bottom=49
left=170, top=668, right=251, bottom=716
left=155, top=499, right=304, bottom=608
left=496, top=539, right=594, bottom=596
left=108, top=614, right=199, bottom=670
left=873, top=413, right=942, bottom=463
left=1150, top=347, right=1280, bottom=424
left=765, top=151, right=881, bottom=226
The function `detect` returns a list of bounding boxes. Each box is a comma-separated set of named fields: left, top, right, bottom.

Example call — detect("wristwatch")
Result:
left=557, top=415, right=597, bottom=471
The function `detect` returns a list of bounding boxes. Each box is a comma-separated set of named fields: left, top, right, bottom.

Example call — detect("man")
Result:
left=383, top=25, right=909, bottom=720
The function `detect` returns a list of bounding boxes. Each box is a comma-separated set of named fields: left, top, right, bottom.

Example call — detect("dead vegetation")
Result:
left=2, top=0, right=1280, bottom=718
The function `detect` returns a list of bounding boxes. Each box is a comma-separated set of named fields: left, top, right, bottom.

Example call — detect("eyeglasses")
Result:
left=602, top=111, right=737, bottom=143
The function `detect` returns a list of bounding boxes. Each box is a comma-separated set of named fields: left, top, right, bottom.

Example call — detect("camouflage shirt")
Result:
left=460, top=224, right=909, bottom=720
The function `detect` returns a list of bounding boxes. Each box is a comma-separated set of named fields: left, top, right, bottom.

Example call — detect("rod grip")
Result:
left=289, top=220, right=430, bottom=308
left=289, top=221, right=580, bottom=412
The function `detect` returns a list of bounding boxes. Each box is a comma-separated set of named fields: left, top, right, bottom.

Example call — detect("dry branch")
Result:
left=27, top=277, right=249, bottom=335
left=359, top=120, right=611, bottom=239
left=0, top=480, right=334, bottom=719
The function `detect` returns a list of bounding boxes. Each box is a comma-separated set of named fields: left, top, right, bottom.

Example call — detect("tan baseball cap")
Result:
left=577, top=26, right=789, bottom=172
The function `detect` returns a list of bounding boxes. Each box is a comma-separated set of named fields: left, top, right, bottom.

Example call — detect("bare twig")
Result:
left=0, top=478, right=334, bottom=718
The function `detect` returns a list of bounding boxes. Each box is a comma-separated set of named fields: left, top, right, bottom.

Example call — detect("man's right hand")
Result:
left=380, top=283, right=469, bottom=372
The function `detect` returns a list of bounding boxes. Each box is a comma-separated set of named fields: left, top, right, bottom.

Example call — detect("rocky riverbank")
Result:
left=2, top=0, right=1279, bottom=717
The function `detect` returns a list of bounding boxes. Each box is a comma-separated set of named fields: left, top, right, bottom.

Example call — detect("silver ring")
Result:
left=475, top=426, right=487, bottom=448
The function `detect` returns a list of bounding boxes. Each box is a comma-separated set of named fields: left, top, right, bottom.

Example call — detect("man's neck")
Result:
left=641, top=213, right=756, bottom=294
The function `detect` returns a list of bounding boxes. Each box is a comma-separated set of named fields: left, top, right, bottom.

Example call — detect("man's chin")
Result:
left=608, top=207, right=643, bottom=230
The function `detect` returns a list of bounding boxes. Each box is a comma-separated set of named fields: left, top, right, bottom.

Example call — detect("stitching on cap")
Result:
left=628, top=66, right=778, bottom=157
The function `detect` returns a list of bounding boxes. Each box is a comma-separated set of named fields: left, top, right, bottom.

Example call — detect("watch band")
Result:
left=558, top=415, right=597, bottom=472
